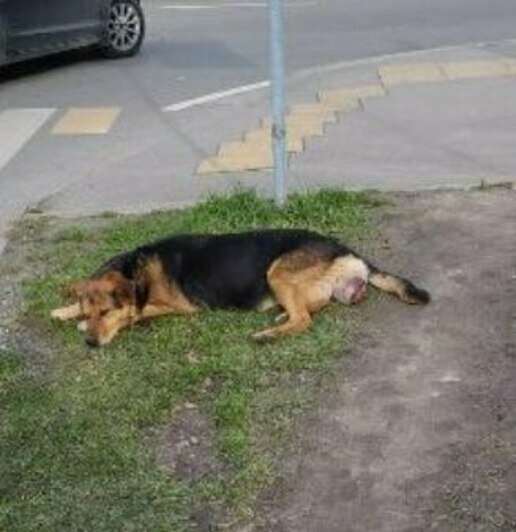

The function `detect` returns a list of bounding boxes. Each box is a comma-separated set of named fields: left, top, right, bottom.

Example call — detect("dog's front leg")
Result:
left=51, top=303, right=82, bottom=321
left=140, top=302, right=198, bottom=319
left=95, top=300, right=199, bottom=345
left=85, top=307, right=139, bottom=347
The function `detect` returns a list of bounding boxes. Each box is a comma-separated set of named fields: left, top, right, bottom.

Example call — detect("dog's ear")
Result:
left=106, top=274, right=134, bottom=307
left=113, top=280, right=133, bottom=307
left=62, top=281, right=88, bottom=300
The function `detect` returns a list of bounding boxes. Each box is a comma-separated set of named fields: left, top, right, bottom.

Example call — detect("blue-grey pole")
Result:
left=268, top=0, right=287, bottom=206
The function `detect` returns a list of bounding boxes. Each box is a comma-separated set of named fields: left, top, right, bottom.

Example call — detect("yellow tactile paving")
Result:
left=218, top=141, right=272, bottom=158
left=379, top=63, right=446, bottom=85
left=241, top=131, right=304, bottom=153
left=286, top=119, right=325, bottom=138
left=503, top=59, right=516, bottom=74
left=289, top=102, right=338, bottom=120
left=197, top=58, right=516, bottom=175
left=262, top=115, right=328, bottom=137
left=441, top=60, right=515, bottom=80
left=379, top=59, right=516, bottom=86
left=318, top=84, right=386, bottom=105
left=245, top=128, right=304, bottom=153
left=51, top=107, right=121, bottom=135
left=197, top=150, right=273, bottom=174
left=199, top=94, right=357, bottom=174
left=198, top=123, right=324, bottom=175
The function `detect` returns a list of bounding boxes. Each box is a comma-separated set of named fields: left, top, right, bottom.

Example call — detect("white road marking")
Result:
left=162, top=39, right=506, bottom=114
left=162, top=80, right=270, bottom=112
left=0, top=108, right=55, bottom=172
left=160, top=2, right=316, bottom=10
left=161, top=4, right=218, bottom=9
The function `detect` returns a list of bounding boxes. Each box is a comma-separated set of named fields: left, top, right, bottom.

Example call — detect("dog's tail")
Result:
left=368, top=265, right=430, bottom=305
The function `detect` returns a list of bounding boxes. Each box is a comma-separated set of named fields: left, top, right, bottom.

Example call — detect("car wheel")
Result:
left=101, top=0, right=145, bottom=58
left=0, top=14, right=7, bottom=66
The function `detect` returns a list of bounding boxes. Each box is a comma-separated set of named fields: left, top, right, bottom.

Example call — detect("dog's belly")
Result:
left=181, top=275, right=272, bottom=310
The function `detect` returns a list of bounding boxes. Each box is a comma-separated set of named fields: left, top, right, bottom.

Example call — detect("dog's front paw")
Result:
left=51, top=308, right=71, bottom=320
left=51, top=303, right=81, bottom=321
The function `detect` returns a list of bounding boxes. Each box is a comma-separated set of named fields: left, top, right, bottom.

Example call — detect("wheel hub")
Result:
left=108, top=3, right=141, bottom=52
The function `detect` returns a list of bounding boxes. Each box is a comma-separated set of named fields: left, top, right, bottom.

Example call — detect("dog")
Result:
left=51, top=229, right=430, bottom=346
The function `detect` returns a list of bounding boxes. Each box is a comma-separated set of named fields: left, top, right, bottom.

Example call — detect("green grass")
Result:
left=1, top=189, right=378, bottom=531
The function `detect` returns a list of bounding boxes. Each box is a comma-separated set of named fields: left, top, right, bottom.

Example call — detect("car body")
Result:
left=0, top=0, right=145, bottom=67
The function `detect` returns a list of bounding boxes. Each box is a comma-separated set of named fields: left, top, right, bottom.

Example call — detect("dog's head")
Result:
left=67, top=272, right=135, bottom=347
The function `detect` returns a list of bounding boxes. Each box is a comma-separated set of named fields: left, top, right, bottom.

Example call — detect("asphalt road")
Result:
left=1, top=0, right=516, bottom=250
left=147, top=0, right=516, bottom=104
left=3, top=0, right=516, bottom=118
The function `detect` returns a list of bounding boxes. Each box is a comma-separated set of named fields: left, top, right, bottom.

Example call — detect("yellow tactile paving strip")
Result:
left=318, top=84, right=387, bottom=104
left=378, top=59, right=516, bottom=85
left=51, top=107, right=121, bottom=135
left=197, top=84, right=382, bottom=175
left=441, top=60, right=516, bottom=79
left=197, top=59, right=516, bottom=175
left=378, top=63, right=446, bottom=85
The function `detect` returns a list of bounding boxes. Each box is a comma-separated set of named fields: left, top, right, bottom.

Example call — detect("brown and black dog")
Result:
left=51, top=229, right=430, bottom=346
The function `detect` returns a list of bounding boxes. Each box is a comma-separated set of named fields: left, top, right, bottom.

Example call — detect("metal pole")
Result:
left=268, top=0, right=287, bottom=206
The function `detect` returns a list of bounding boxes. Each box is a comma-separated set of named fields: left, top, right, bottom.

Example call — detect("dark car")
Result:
left=0, top=0, right=145, bottom=67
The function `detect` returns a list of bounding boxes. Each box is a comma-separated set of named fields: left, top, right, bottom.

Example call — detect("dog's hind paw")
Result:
left=274, top=311, right=288, bottom=324
left=251, top=329, right=277, bottom=344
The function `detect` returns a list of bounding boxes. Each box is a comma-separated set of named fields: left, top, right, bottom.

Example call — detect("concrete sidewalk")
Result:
left=1, top=41, right=516, bottom=254
left=45, top=40, right=516, bottom=219
left=195, top=40, right=516, bottom=192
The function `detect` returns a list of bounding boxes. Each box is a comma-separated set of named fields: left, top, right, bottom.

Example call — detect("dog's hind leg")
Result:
left=251, top=250, right=333, bottom=341
left=251, top=283, right=312, bottom=341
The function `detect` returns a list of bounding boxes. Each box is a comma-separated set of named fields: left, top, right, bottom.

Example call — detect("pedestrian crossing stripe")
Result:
left=0, top=107, right=121, bottom=175
left=0, top=108, right=56, bottom=173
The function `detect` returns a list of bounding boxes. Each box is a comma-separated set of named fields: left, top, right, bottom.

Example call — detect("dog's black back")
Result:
left=99, top=229, right=351, bottom=310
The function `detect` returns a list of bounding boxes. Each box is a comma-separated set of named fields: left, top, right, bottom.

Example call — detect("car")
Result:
left=0, top=0, right=145, bottom=67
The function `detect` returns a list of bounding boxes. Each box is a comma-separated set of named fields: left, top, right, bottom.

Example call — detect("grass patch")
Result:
left=1, top=189, right=377, bottom=530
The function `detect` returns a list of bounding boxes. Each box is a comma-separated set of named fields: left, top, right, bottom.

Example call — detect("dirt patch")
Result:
left=0, top=226, right=53, bottom=378
left=251, top=188, right=516, bottom=532
left=0, top=214, right=112, bottom=378
left=145, top=401, right=233, bottom=530
left=146, top=401, right=226, bottom=481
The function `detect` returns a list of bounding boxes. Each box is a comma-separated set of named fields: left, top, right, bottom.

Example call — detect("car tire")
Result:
left=101, top=0, right=145, bottom=59
left=0, top=14, right=7, bottom=66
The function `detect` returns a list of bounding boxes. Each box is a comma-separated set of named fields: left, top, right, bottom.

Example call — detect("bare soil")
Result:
left=251, top=188, right=516, bottom=532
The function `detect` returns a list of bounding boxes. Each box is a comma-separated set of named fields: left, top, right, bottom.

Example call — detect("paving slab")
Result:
left=290, top=77, right=516, bottom=191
